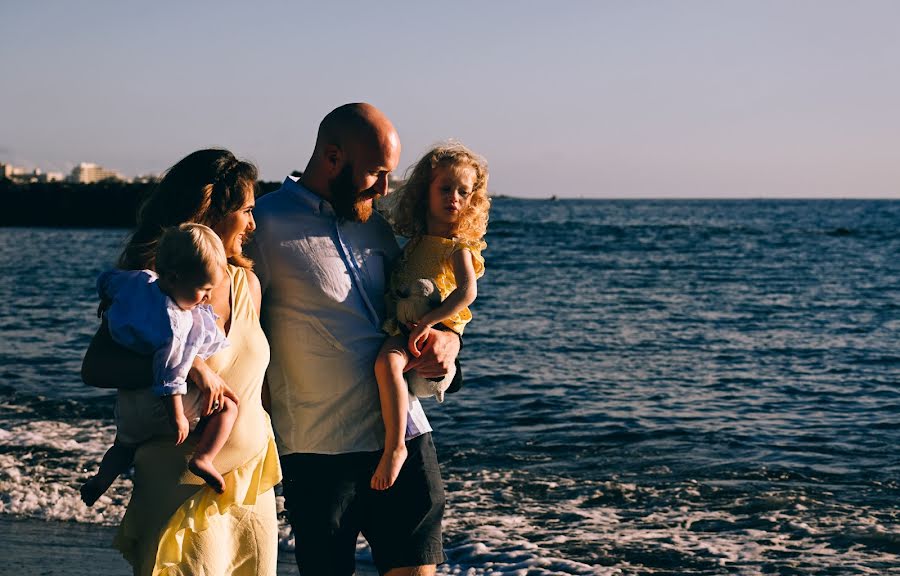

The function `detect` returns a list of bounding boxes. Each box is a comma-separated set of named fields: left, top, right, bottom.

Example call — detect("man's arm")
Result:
left=404, top=328, right=461, bottom=380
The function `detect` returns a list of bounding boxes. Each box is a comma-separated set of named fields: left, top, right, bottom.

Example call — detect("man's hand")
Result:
left=404, top=329, right=460, bottom=379
left=189, top=357, right=239, bottom=416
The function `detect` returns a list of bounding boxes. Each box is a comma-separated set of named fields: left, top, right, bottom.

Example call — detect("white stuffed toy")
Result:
left=394, top=278, right=457, bottom=402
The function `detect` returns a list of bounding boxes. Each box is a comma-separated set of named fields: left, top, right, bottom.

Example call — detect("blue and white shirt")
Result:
left=98, top=269, right=229, bottom=396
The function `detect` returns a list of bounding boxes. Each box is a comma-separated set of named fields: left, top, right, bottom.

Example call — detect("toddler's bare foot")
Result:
left=80, top=475, right=112, bottom=507
left=370, top=444, right=408, bottom=491
left=189, top=457, right=225, bottom=493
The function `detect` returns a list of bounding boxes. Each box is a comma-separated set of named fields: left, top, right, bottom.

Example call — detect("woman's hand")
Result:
left=405, top=329, right=460, bottom=379
left=188, top=357, right=239, bottom=416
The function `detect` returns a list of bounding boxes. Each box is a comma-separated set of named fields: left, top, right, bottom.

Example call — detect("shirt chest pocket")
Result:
left=359, top=248, right=387, bottom=320
left=360, top=248, right=386, bottom=296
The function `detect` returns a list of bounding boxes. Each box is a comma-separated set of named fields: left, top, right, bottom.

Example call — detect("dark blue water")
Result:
left=1, top=199, right=899, bottom=575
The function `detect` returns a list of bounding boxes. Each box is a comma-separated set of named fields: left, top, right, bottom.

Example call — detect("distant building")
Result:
left=1, top=164, right=65, bottom=184
left=68, top=162, right=127, bottom=184
left=38, top=171, right=65, bottom=183
left=132, top=173, right=160, bottom=184
left=1, top=163, right=26, bottom=180
left=388, top=176, right=405, bottom=193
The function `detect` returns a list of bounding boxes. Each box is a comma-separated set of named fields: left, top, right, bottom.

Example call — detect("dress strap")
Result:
left=228, top=265, right=254, bottom=325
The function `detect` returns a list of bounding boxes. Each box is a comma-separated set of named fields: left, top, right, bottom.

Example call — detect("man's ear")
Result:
left=323, top=144, right=343, bottom=176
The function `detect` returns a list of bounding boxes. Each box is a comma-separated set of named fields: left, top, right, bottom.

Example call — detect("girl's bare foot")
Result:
left=370, top=444, right=408, bottom=491
left=188, top=457, right=225, bottom=493
left=80, top=475, right=113, bottom=506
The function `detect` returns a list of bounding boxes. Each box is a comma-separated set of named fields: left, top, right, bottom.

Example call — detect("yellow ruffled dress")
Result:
left=385, top=235, right=486, bottom=335
left=114, top=265, right=281, bottom=576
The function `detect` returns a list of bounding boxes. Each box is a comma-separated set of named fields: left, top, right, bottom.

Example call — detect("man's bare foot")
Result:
left=188, top=457, right=225, bottom=493
left=80, top=475, right=113, bottom=507
left=370, top=444, right=408, bottom=491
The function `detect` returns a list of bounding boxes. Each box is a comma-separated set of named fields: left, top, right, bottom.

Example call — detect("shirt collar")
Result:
left=282, top=176, right=333, bottom=216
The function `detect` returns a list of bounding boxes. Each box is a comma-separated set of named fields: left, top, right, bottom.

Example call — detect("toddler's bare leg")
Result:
left=188, top=397, right=237, bottom=493
left=372, top=335, right=410, bottom=491
left=80, top=443, right=136, bottom=506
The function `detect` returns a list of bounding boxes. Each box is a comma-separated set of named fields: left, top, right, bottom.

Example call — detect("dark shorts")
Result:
left=280, top=433, right=446, bottom=575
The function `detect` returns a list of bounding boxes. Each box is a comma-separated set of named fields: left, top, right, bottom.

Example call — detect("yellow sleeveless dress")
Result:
left=385, top=235, right=487, bottom=335
left=113, top=265, right=282, bottom=576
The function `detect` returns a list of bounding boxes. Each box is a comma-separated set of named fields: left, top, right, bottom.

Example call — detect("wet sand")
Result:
left=0, top=516, right=377, bottom=575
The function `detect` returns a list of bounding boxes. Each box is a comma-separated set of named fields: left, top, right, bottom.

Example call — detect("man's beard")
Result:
left=330, top=163, right=374, bottom=222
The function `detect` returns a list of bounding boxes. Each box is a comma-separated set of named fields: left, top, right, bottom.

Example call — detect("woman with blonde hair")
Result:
left=81, top=148, right=281, bottom=575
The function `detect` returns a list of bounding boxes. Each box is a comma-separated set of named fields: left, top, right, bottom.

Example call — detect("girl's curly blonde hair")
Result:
left=380, top=141, right=490, bottom=243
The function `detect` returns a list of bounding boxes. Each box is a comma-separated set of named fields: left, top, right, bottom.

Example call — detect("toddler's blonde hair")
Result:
left=155, top=223, right=227, bottom=283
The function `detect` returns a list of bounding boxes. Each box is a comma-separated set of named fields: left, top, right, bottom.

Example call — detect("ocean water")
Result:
left=1, top=198, right=899, bottom=575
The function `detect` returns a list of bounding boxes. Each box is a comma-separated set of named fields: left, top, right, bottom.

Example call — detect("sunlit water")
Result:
left=1, top=199, right=899, bottom=575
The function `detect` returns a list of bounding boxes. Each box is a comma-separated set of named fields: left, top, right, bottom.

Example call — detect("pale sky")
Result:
left=3, top=0, right=900, bottom=198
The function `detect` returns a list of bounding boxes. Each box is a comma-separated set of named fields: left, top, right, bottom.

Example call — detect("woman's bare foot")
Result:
left=370, top=444, right=408, bottom=491
left=188, top=457, right=225, bottom=493
left=80, top=474, right=113, bottom=507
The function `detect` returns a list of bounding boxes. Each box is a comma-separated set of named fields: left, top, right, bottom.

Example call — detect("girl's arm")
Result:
left=408, top=248, right=478, bottom=357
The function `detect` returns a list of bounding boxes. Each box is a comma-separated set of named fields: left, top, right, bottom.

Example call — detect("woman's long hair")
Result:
left=118, top=149, right=258, bottom=270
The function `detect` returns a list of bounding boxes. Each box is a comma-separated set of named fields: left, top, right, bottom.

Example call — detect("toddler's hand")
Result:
left=173, top=413, right=190, bottom=445
left=407, top=323, right=433, bottom=358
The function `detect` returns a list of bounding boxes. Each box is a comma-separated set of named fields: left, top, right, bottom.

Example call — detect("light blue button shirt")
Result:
left=249, top=177, right=432, bottom=455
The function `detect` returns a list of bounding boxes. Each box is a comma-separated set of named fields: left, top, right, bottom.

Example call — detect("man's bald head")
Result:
left=315, top=103, right=398, bottom=158
left=303, top=103, right=401, bottom=222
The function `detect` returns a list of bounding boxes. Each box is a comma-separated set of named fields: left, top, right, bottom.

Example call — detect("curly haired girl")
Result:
left=371, top=142, right=491, bottom=490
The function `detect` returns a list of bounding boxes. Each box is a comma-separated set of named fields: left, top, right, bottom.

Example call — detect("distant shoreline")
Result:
left=1, top=180, right=897, bottom=228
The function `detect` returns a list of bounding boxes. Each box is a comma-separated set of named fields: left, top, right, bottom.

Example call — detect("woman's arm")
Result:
left=82, top=319, right=238, bottom=415
left=261, top=377, right=272, bottom=414
left=248, top=269, right=270, bottom=413
left=246, top=269, right=262, bottom=315
left=81, top=320, right=153, bottom=389
left=408, top=249, right=478, bottom=356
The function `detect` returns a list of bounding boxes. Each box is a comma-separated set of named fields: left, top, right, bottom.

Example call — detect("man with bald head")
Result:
left=249, top=103, right=459, bottom=575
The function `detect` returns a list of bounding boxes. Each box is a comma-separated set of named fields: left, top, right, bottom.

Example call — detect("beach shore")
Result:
left=0, top=516, right=377, bottom=575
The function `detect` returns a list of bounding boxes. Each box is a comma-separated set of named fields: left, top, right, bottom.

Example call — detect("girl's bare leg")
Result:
left=372, top=335, right=410, bottom=490
left=188, top=397, right=237, bottom=493
left=80, top=443, right=136, bottom=506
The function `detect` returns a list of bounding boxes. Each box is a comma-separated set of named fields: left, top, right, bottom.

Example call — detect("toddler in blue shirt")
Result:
left=81, top=223, right=236, bottom=505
